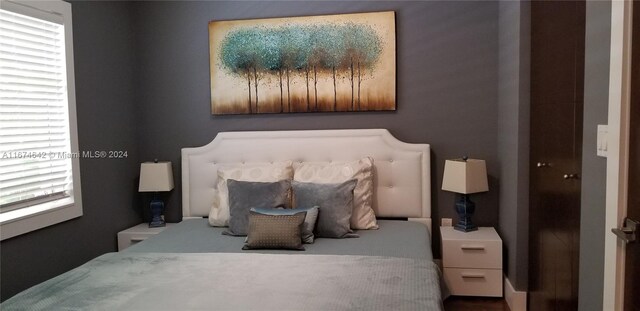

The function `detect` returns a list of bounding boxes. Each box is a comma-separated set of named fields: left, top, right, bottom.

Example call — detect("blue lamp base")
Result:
left=454, top=194, right=478, bottom=232
left=149, top=193, right=166, bottom=228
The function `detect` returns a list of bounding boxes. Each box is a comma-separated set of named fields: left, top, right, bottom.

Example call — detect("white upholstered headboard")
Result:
left=181, top=129, right=432, bottom=231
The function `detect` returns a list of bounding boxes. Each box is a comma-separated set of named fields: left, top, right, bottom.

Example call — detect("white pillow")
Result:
left=293, top=157, right=378, bottom=230
left=208, top=161, right=293, bottom=227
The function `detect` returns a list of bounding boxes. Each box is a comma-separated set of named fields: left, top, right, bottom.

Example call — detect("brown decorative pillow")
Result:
left=243, top=211, right=307, bottom=251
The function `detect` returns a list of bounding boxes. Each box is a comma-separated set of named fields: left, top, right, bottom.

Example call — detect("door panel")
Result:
left=529, top=1, right=585, bottom=310
left=623, top=1, right=639, bottom=309
left=530, top=1, right=583, bottom=105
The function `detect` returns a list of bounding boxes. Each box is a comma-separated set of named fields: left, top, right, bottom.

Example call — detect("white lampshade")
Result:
left=139, top=161, right=174, bottom=192
left=442, top=158, right=489, bottom=194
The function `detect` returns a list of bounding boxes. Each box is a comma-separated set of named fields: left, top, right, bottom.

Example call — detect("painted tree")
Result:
left=259, top=27, right=285, bottom=112
left=340, top=23, right=382, bottom=111
left=315, top=24, right=345, bottom=111
left=279, top=26, right=309, bottom=112
left=219, top=29, right=256, bottom=113
left=305, top=25, right=324, bottom=111
left=353, top=24, right=382, bottom=110
left=288, top=27, right=313, bottom=111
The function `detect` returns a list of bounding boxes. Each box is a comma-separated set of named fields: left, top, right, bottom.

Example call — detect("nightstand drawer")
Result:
left=442, top=238, right=501, bottom=269
left=443, top=268, right=502, bottom=297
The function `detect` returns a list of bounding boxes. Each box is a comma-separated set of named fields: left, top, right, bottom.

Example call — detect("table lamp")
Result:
left=442, top=157, right=489, bottom=232
left=139, top=160, right=174, bottom=227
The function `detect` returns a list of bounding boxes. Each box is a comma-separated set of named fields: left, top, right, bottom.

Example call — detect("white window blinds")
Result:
left=0, top=8, right=73, bottom=209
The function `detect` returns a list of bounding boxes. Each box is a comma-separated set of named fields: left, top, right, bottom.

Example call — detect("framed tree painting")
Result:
left=208, top=11, right=396, bottom=115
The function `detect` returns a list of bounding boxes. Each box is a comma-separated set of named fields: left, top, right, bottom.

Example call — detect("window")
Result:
left=0, top=0, right=82, bottom=240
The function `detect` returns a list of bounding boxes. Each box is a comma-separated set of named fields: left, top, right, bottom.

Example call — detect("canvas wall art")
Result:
left=209, top=11, right=396, bottom=115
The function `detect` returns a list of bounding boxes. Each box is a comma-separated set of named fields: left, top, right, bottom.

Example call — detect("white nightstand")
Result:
left=117, top=223, right=173, bottom=251
left=440, top=226, right=503, bottom=297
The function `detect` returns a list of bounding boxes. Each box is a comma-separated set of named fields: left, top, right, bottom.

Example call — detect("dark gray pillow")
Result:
left=243, top=211, right=306, bottom=251
left=251, top=206, right=319, bottom=243
left=292, top=180, right=358, bottom=239
left=223, top=179, right=291, bottom=236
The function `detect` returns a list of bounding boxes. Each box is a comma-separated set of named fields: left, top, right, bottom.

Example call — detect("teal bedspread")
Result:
left=2, top=252, right=443, bottom=311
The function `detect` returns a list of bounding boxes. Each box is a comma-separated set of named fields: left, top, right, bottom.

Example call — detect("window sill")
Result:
left=0, top=198, right=82, bottom=241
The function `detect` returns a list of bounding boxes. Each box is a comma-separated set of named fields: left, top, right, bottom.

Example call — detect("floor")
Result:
left=443, top=296, right=511, bottom=311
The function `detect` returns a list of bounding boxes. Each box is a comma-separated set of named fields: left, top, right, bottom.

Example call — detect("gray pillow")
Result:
left=223, top=179, right=291, bottom=236
left=292, top=180, right=358, bottom=239
left=243, top=211, right=306, bottom=251
left=251, top=206, right=319, bottom=243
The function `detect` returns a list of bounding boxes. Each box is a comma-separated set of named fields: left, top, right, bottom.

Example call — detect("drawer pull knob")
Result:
left=461, top=273, right=486, bottom=279
left=460, top=245, right=485, bottom=250
left=131, top=237, right=147, bottom=242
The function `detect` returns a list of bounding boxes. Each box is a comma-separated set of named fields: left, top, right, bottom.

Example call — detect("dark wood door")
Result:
left=529, top=1, right=585, bottom=310
left=624, top=2, right=640, bottom=309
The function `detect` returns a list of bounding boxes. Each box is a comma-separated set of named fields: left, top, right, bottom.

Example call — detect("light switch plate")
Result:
left=597, top=124, right=608, bottom=157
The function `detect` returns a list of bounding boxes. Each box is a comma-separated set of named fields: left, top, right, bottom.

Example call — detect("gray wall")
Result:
left=578, top=1, right=611, bottom=310
left=496, top=1, right=530, bottom=291
left=0, top=1, right=142, bottom=301
left=133, top=0, right=501, bottom=257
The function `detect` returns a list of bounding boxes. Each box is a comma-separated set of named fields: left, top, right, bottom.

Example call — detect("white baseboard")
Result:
left=504, top=275, right=527, bottom=311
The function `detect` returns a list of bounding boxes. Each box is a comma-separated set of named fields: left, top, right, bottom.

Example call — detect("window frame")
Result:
left=0, top=0, right=82, bottom=240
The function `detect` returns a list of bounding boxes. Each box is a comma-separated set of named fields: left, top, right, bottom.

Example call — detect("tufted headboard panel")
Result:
left=181, top=129, right=431, bottom=229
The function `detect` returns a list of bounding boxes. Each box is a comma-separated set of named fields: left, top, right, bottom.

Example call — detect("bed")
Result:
left=2, top=129, right=443, bottom=311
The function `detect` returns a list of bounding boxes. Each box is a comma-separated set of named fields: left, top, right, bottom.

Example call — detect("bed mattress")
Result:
left=126, top=219, right=433, bottom=260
